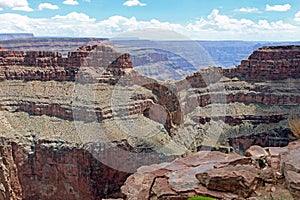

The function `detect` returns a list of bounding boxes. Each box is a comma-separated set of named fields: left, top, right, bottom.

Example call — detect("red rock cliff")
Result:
left=224, top=45, right=300, bottom=80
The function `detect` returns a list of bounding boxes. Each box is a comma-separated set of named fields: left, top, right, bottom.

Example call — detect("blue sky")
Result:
left=0, top=0, right=300, bottom=40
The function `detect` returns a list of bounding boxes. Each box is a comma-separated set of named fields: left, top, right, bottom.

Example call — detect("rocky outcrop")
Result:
left=175, top=46, right=300, bottom=152
left=108, top=53, right=132, bottom=69
left=281, top=142, right=300, bottom=198
left=181, top=45, right=300, bottom=93
left=121, top=141, right=300, bottom=200
left=0, top=44, right=131, bottom=82
left=223, top=45, right=300, bottom=80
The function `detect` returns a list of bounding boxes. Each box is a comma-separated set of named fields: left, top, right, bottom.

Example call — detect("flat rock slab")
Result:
left=121, top=150, right=254, bottom=200
left=196, top=165, right=259, bottom=198
left=267, top=147, right=288, bottom=157
left=166, top=164, right=214, bottom=192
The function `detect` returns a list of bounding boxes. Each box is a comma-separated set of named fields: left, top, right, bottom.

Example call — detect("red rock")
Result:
left=285, top=170, right=300, bottom=198
left=121, top=169, right=168, bottom=200
left=121, top=150, right=267, bottom=199
left=108, top=53, right=132, bottom=69
left=194, top=184, right=239, bottom=200
left=246, top=145, right=269, bottom=159
left=196, top=165, right=259, bottom=198
left=151, top=177, right=177, bottom=197
left=167, top=164, right=214, bottom=192
left=280, top=141, right=300, bottom=199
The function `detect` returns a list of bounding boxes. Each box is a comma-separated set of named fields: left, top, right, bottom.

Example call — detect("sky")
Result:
left=0, top=0, right=300, bottom=41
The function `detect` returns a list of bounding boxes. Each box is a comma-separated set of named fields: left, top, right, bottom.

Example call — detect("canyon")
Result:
left=0, top=43, right=299, bottom=199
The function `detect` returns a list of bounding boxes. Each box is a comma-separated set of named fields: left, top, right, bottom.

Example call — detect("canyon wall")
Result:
left=1, top=44, right=299, bottom=142
left=0, top=45, right=183, bottom=136
left=0, top=44, right=300, bottom=199
left=0, top=135, right=177, bottom=200
left=176, top=45, right=300, bottom=151
left=0, top=45, right=112, bottom=81
left=2, top=45, right=300, bottom=82
left=224, top=45, right=300, bottom=80
left=181, top=45, right=300, bottom=88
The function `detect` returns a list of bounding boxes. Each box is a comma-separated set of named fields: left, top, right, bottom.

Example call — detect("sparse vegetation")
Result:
left=288, top=112, right=300, bottom=139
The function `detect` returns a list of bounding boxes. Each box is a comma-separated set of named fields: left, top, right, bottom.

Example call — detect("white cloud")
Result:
left=38, top=3, right=59, bottom=10
left=0, top=10, right=299, bottom=41
left=123, top=0, right=146, bottom=7
left=266, top=4, right=291, bottom=12
left=53, top=12, right=95, bottom=22
left=0, top=0, right=33, bottom=12
left=63, top=0, right=79, bottom=5
left=12, top=6, right=33, bottom=12
left=186, top=9, right=297, bottom=40
left=236, top=7, right=260, bottom=13
left=295, top=11, right=300, bottom=23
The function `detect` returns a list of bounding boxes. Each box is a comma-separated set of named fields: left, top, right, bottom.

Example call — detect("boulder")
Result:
left=281, top=141, right=300, bottom=199
left=196, top=165, right=259, bottom=198
left=246, top=145, right=269, bottom=159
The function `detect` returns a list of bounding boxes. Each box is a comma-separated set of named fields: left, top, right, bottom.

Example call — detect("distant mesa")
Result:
left=0, top=33, right=34, bottom=41
left=111, top=37, right=141, bottom=41
left=0, top=37, right=109, bottom=57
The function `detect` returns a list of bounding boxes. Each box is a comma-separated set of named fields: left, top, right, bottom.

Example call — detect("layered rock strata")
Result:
left=0, top=44, right=184, bottom=199
left=177, top=46, right=300, bottom=150
left=0, top=44, right=299, bottom=199
left=0, top=45, right=300, bottom=151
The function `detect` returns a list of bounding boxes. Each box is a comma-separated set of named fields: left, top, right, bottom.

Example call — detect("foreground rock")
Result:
left=121, top=141, right=300, bottom=199
left=281, top=142, right=300, bottom=198
left=196, top=165, right=259, bottom=198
